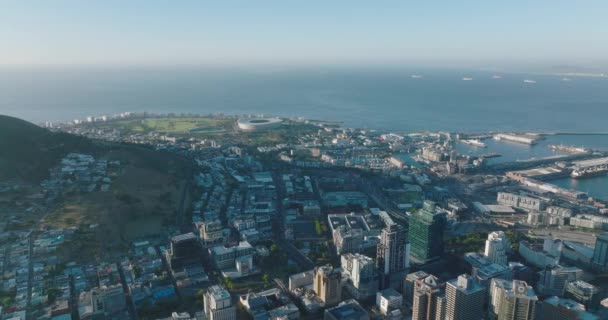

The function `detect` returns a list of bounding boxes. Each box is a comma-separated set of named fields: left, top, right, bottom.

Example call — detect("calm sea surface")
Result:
left=1, top=67, right=607, bottom=132
left=1, top=67, right=607, bottom=198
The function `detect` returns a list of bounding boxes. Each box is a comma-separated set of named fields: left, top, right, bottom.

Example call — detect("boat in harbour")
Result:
left=461, top=139, right=487, bottom=148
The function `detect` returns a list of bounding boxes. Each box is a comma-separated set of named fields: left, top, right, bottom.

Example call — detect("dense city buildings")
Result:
left=4, top=112, right=608, bottom=319
left=409, top=201, right=446, bottom=264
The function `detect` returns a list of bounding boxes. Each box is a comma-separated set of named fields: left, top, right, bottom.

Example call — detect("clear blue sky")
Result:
left=1, top=1, right=607, bottom=69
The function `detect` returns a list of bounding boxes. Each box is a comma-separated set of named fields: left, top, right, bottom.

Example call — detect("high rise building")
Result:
left=204, top=285, right=236, bottom=320
left=314, top=264, right=342, bottom=306
left=404, top=271, right=429, bottom=307
left=341, top=253, right=379, bottom=299
left=376, top=288, right=403, bottom=316
left=537, top=265, right=582, bottom=296
left=199, top=219, right=225, bottom=247
left=434, top=294, right=447, bottom=320
left=168, top=233, right=201, bottom=271
left=411, top=274, right=444, bottom=320
left=564, top=280, right=600, bottom=311
left=591, top=232, right=608, bottom=272
left=409, top=201, right=446, bottom=264
left=484, top=231, right=510, bottom=266
left=333, top=226, right=363, bottom=255
left=489, top=279, right=538, bottom=320
left=445, top=274, right=486, bottom=320
left=377, top=211, right=409, bottom=289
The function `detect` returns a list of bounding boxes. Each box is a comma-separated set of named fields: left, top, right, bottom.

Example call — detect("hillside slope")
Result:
left=0, top=115, right=94, bottom=182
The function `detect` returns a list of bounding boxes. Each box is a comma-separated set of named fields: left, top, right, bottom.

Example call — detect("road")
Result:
left=155, top=246, right=183, bottom=302
left=271, top=171, right=315, bottom=271
left=275, top=239, right=314, bottom=270
left=117, top=261, right=139, bottom=320
left=176, top=179, right=192, bottom=232
left=356, top=176, right=409, bottom=221
left=26, top=232, right=34, bottom=320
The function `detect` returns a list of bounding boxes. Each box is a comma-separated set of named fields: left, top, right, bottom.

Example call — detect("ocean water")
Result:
left=0, top=66, right=607, bottom=132
left=1, top=66, right=607, bottom=199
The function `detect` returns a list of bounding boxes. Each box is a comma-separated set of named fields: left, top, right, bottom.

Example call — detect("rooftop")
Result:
left=208, top=285, right=231, bottom=300
left=325, top=299, right=368, bottom=320
left=171, top=233, right=197, bottom=243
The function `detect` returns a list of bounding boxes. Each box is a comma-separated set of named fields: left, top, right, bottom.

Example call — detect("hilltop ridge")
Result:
left=0, top=115, right=94, bottom=182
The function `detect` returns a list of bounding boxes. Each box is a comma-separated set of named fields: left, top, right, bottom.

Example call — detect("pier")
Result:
left=571, top=157, right=608, bottom=178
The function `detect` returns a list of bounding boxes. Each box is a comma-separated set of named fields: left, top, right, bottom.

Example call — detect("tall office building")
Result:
left=314, top=264, right=342, bottom=306
left=200, top=219, right=225, bottom=247
left=445, top=274, right=486, bottom=320
left=412, top=274, right=444, bottom=320
left=204, top=285, right=236, bottom=320
left=537, top=265, right=582, bottom=296
left=377, top=211, right=409, bottom=289
left=564, top=280, right=600, bottom=311
left=484, top=231, right=510, bottom=266
left=409, top=201, right=446, bottom=264
left=591, top=232, right=608, bottom=272
left=489, top=279, right=538, bottom=320
left=168, top=232, right=201, bottom=270
left=341, top=253, right=379, bottom=299
left=434, top=294, right=447, bottom=320
left=404, top=271, right=429, bottom=307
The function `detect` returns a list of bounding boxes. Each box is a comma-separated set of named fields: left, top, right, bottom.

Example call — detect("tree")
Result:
left=195, top=289, right=205, bottom=307
left=271, top=244, right=279, bottom=254
left=133, top=265, right=142, bottom=278
left=223, top=277, right=234, bottom=290
left=314, top=219, right=323, bottom=236
left=262, top=274, right=270, bottom=287
left=47, top=288, right=60, bottom=303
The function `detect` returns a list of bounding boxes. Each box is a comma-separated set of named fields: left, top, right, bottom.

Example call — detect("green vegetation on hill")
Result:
left=0, top=115, right=95, bottom=182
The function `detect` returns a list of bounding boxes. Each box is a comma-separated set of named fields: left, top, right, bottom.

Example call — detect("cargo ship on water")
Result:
left=493, top=133, right=541, bottom=145
left=571, top=167, right=608, bottom=179
left=570, top=157, right=608, bottom=179
left=549, top=144, right=589, bottom=154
